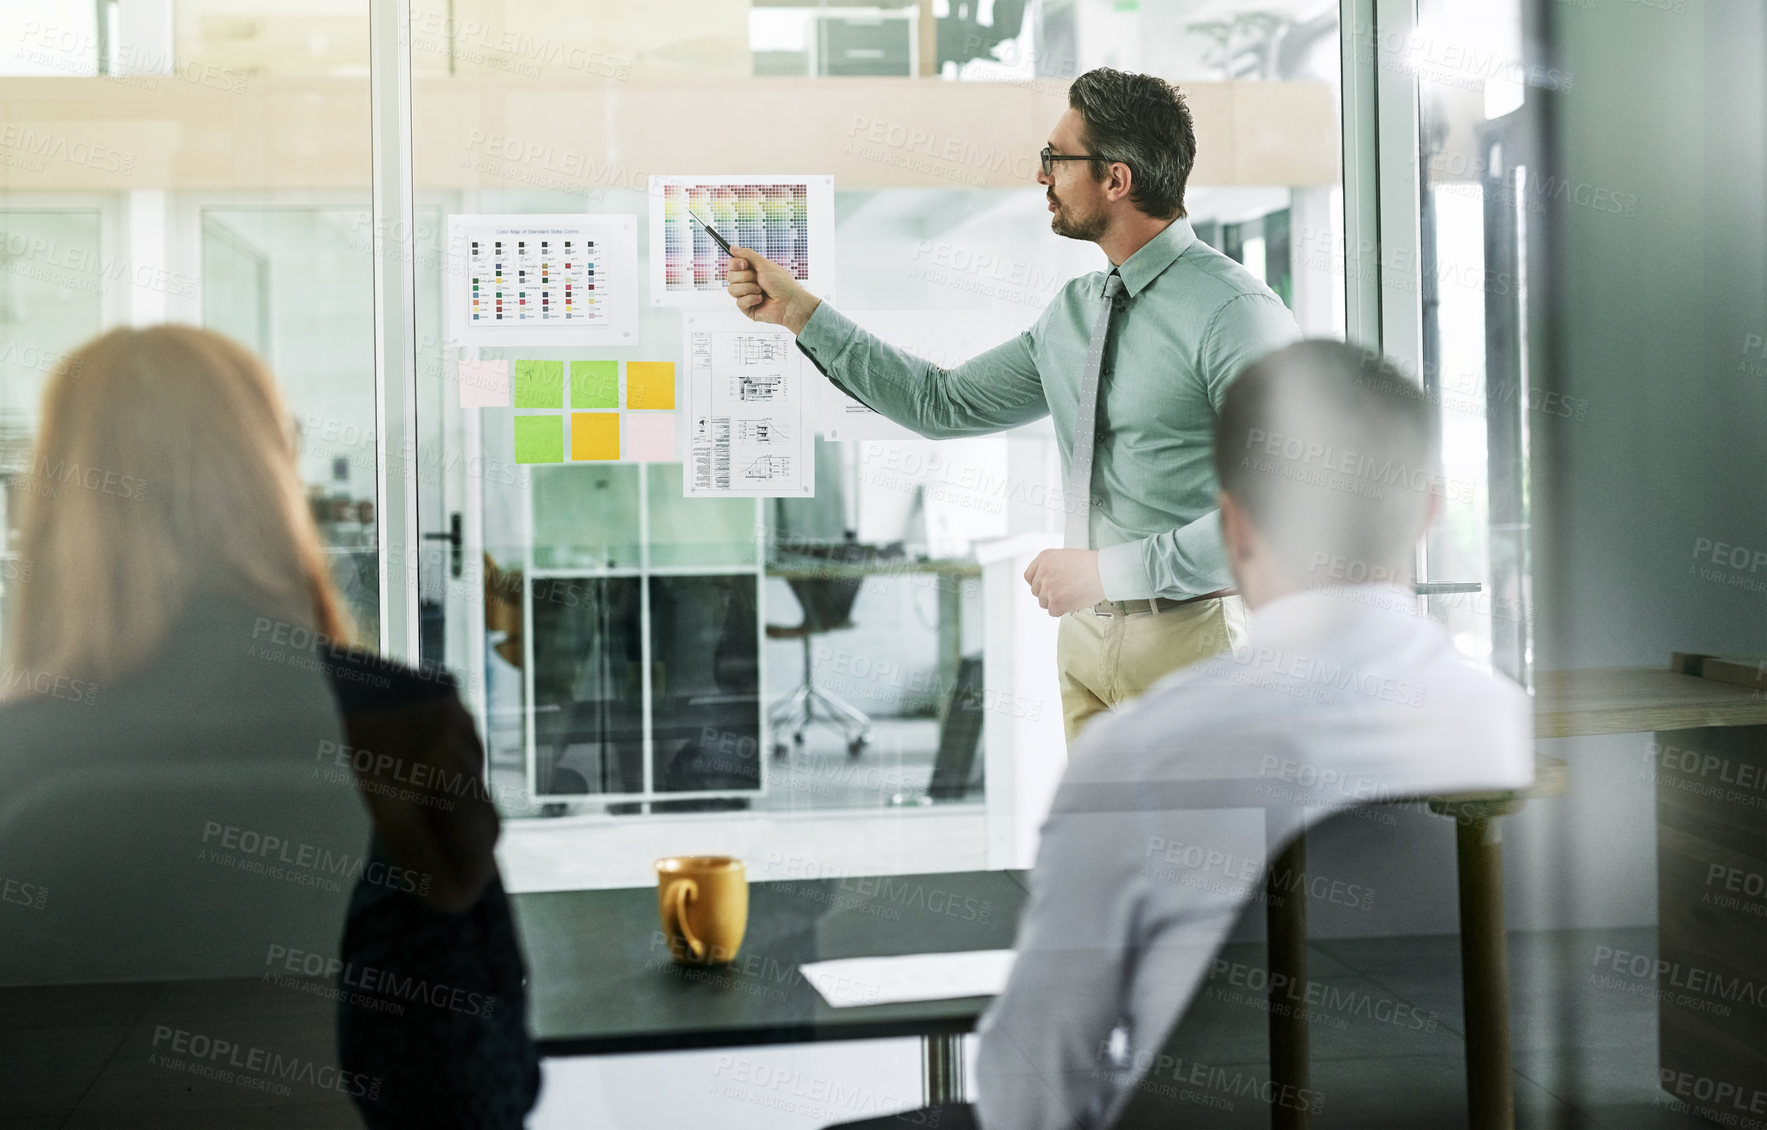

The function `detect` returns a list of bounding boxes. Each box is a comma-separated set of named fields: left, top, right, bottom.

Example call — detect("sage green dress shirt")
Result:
left=794, top=218, right=1301, bottom=600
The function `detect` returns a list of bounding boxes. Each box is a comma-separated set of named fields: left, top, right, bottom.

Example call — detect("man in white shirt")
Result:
left=827, top=341, right=1533, bottom=1130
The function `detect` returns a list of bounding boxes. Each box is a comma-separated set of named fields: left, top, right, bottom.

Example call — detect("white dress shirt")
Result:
left=973, top=584, right=1534, bottom=1130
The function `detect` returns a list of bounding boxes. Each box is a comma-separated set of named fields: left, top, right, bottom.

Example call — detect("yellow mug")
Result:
left=655, top=856, right=748, bottom=966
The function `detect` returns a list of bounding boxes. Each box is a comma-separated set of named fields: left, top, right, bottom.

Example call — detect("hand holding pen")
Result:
left=692, top=208, right=822, bottom=335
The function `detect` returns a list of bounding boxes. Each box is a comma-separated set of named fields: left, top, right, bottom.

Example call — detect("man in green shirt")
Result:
left=726, top=67, right=1300, bottom=743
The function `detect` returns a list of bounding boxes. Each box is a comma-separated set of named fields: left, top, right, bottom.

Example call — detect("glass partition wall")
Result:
left=1413, top=0, right=1538, bottom=684
left=0, top=3, right=379, bottom=647
left=0, top=0, right=1410, bottom=893
left=392, top=0, right=1353, bottom=892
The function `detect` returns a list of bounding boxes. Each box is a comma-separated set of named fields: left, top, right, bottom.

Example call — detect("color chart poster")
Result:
left=445, top=214, right=638, bottom=347
left=647, top=175, right=836, bottom=307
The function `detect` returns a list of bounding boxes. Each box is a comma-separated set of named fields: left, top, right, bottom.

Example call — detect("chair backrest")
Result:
left=776, top=541, right=902, bottom=633
left=785, top=575, right=865, bottom=633
left=1103, top=804, right=1383, bottom=1129
left=0, top=761, right=369, bottom=985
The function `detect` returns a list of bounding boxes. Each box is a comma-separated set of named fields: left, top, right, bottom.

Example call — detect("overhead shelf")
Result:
left=0, top=76, right=1339, bottom=192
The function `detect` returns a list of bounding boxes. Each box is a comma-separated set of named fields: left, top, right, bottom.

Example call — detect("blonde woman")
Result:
left=0, top=326, right=537, bottom=1129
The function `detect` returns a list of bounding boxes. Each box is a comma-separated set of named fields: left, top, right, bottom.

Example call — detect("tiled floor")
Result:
left=494, top=718, right=985, bottom=894
left=484, top=717, right=949, bottom=819
left=753, top=718, right=946, bottom=812
left=0, top=927, right=1721, bottom=1129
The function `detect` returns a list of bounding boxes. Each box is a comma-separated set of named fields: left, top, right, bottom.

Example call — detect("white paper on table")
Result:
left=820, top=309, right=1035, bottom=441
left=444, top=213, right=639, bottom=348
left=799, top=949, right=1016, bottom=1009
left=682, top=312, right=814, bottom=497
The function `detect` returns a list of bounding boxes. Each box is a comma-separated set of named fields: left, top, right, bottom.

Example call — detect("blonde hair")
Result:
left=3, top=326, right=349, bottom=692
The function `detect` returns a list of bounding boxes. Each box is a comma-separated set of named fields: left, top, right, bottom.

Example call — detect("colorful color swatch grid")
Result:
left=513, top=360, right=677, bottom=464
left=469, top=234, right=599, bottom=324
left=660, top=183, right=808, bottom=292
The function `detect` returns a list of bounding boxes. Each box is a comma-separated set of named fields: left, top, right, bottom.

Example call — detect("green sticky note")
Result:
left=513, top=415, right=564, bottom=463
left=570, top=360, right=619, bottom=409
left=513, top=360, right=565, bottom=408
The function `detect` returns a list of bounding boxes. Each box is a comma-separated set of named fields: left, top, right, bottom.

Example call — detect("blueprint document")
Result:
left=683, top=312, right=815, bottom=497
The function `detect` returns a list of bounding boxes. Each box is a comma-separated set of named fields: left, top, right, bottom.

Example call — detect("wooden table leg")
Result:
left=1267, top=832, right=1310, bottom=1130
left=923, top=1032, right=965, bottom=1105
left=1456, top=812, right=1515, bottom=1130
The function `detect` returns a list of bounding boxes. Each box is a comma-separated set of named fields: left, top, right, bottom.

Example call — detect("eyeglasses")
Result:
left=1040, top=146, right=1108, bottom=177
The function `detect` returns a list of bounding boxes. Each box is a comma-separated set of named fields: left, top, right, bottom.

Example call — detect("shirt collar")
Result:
left=1241, top=583, right=1424, bottom=649
left=1107, top=217, right=1198, bottom=298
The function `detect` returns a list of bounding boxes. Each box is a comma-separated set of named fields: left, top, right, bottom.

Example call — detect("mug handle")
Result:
left=663, top=878, right=704, bottom=961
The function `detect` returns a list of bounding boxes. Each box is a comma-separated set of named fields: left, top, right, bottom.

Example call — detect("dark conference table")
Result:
left=512, top=868, right=1030, bottom=1104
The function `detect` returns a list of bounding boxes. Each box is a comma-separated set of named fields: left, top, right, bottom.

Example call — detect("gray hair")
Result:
left=1214, top=341, right=1438, bottom=583
left=1067, top=67, right=1197, bottom=219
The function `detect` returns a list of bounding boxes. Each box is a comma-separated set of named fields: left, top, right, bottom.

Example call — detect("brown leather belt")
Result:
left=1090, top=589, right=1236, bottom=617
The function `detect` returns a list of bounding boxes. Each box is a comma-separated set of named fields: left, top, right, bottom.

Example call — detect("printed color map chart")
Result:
left=683, top=313, right=813, bottom=497
left=445, top=214, right=638, bottom=348
left=647, top=175, right=835, bottom=307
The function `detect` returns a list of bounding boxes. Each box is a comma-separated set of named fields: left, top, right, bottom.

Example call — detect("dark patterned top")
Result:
left=322, top=646, right=540, bottom=1129
left=336, top=843, right=540, bottom=1129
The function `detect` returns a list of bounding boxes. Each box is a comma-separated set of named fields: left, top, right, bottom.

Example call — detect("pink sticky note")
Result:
left=459, top=359, right=510, bottom=408
left=625, top=411, right=677, bottom=462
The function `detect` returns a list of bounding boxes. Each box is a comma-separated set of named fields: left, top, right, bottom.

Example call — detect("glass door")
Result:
left=402, top=2, right=1353, bottom=893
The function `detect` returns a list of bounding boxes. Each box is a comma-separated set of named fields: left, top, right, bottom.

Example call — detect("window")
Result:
left=1414, top=0, right=1536, bottom=681
left=0, top=0, right=377, bottom=647
left=1, top=0, right=1365, bottom=891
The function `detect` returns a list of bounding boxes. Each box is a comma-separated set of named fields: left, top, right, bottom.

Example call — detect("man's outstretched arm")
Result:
left=727, top=246, right=1050, bottom=439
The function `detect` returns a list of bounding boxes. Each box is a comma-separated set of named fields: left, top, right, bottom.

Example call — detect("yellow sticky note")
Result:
left=626, top=361, right=676, bottom=409
left=571, top=412, right=620, bottom=461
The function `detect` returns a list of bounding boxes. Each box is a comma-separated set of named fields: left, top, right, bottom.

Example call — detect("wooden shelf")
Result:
left=1533, top=667, right=1767, bottom=738
left=0, top=76, right=1340, bottom=192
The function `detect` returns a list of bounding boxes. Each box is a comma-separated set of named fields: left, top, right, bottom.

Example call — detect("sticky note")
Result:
left=571, top=412, right=620, bottom=461
left=571, top=360, right=619, bottom=409
left=626, top=411, right=677, bottom=462
left=513, top=360, right=565, bottom=408
left=513, top=415, right=564, bottom=463
left=458, top=359, right=509, bottom=408
left=626, top=361, right=676, bottom=409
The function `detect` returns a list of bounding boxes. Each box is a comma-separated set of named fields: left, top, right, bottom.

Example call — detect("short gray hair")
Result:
left=1067, top=68, right=1196, bottom=219
left=1214, top=341, right=1437, bottom=582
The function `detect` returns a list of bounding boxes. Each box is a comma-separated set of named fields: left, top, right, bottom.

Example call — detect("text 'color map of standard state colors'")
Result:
left=445, top=214, right=638, bottom=348
left=470, top=234, right=595, bottom=323
left=647, top=175, right=835, bottom=307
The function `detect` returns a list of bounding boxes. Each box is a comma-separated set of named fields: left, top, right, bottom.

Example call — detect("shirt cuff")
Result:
left=1096, top=540, right=1154, bottom=601
left=795, top=301, right=857, bottom=366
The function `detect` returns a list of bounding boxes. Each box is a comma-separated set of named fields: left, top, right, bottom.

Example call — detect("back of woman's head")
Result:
left=4, top=325, right=346, bottom=690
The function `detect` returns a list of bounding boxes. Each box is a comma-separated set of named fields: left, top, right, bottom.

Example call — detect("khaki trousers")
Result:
left=1057, top=595, right=1249, bottom=744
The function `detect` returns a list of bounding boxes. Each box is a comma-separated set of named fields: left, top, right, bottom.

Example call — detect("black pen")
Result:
left=689, top=207, right=771, bottom=304
left=686, top=208, right=735, bottom=257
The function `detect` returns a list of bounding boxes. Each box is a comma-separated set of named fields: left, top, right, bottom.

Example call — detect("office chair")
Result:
left=765, top=541, right=894, bottom=759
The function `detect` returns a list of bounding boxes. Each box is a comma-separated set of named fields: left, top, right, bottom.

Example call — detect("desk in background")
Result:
left=766, top=553, right=982, bottom=700
left=1543, top=659, right=1767, bottom=1129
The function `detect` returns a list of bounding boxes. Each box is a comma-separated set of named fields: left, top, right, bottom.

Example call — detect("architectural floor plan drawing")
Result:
left=683, top=313, right=814, bottom=497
